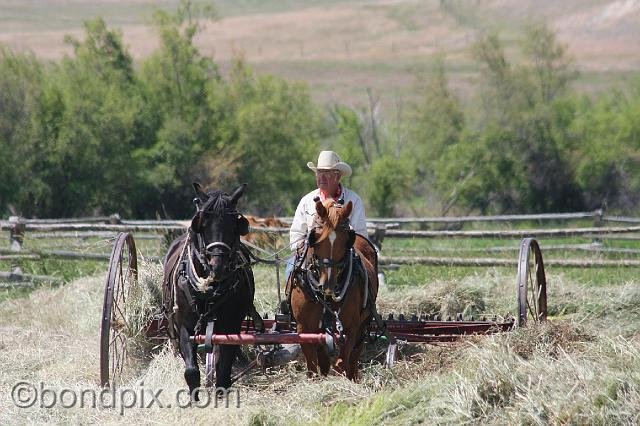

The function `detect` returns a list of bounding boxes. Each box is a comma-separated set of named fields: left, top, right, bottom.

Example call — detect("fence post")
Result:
left=372, top=225, right=387, bottom=251
left=593, top=203, right=606, bottom=228
left=9, top=216, right=25, bottom=252
left=592, top=203, right=606, bottom=244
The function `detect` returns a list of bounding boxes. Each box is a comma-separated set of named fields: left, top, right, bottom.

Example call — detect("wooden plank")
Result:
left=380, top=256, right=515, bottom=267
left=387, top=243, right=640, bottom=255
left=38, top=250, right=111, bottom=260
left=379, top=256, right=640, bottom=267
left=0, top=271, right=61, bottom=283
left=383, top=226, right=640, bottom=239
left=14, top=223, right=186, bottom=232
left=119, top=219, right=190, bottom=227
left=0, top=254, right=40, bottom=260
left=367, top=211, right=602, bottom=224
left=26, top=232, right=163, bottom=239
left=20, top=216, right=118, bottom=224
left=2, top=222, right=287, bottom=234
left=0, top=248, right=162, bottom=262
left=603, top=216, right=640, bottom=224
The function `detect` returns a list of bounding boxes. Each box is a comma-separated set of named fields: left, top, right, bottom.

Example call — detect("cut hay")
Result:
left=1, top=261, right=639, bottom=423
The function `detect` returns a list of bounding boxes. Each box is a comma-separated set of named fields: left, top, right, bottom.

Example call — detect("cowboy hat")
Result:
left=307, top=151, right=352, bottom=177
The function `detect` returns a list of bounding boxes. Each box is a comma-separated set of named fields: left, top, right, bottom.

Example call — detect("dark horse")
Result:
left=289, top=197, right=378, bottom=380
left=163, top=183, right=258, bottom=398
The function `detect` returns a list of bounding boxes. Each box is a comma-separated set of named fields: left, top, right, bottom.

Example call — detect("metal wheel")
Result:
left=100, top=232, right=138, bottom=387
left=516, top=238, right=547, bottom=327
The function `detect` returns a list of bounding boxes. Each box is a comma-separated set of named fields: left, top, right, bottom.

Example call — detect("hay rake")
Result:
left=99, top=233, right=547, bottom=388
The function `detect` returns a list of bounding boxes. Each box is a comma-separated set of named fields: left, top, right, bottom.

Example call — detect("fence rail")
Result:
left=367, top=210, right=604, bottom=224
left=379, top=256, right=640, bottom=268
left=0, top=270, right=62, bottom=286
left=382, top=225, right=640, bottom=239
left=602, top=216, right=640, bottom=224
left=2, top=211, right=640, bottom=287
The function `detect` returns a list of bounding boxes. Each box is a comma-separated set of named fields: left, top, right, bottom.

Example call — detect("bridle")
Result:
left=301, top=208, right=358, bottom=303
left=186, top=198, right=249, bottom=291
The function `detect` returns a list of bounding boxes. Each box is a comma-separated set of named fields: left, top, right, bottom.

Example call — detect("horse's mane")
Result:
left=200, top=190, right=230, bottom=216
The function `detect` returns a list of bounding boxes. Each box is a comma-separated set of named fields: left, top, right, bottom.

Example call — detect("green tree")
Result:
left=41, top=18, right=150, bottom=217
left=570, top=82, right=640, bottom=210
left=230, top=67, right=323, bottom=214
left=435, top=24, right=583, bottom=213
left=367, top=154, right=412, bottom=216
left=137, top=4, right=223, bottom=217
left=408, top=59, right=465, bottom=214
left=328, top=105, right=369, bottom=173
left=0, top=48, right=49, bottom=216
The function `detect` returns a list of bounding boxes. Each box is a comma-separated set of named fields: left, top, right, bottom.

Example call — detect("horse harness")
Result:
left=291, top=216, right=375, bottom=341
left=167, top=231, right=262, bottom=342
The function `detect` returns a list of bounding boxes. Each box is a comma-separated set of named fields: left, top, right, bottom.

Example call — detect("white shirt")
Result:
left=289, top=186, right=367, bottom=250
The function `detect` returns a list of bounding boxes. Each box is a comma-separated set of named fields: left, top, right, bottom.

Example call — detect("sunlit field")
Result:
left=1, top=223, right=639, bottom=423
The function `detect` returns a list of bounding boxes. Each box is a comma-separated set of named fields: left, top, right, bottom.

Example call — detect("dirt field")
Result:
left=0, top=0, right=638, bottom=106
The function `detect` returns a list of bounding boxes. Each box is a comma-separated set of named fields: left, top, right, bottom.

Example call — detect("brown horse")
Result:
left=289, top=198, right=378, bottom=380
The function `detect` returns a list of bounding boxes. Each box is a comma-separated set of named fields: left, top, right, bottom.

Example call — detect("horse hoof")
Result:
left=184, top=366, right=200, bottom=400
left=215, top=387, right=230, bottom=399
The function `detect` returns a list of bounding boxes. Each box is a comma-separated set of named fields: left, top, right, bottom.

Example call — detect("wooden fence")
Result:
left=2, top=210, right=640, bottom=286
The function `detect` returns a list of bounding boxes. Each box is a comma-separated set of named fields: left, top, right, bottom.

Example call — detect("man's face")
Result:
left=316, top=170, right=341, bottom=195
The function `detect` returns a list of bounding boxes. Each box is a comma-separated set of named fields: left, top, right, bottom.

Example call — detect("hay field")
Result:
left=0, top=0, right=639, bottom=107
left=1, top=257, right=639, bottom=423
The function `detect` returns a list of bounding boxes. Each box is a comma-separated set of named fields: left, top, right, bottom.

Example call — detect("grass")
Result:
left=1, top=265, right=638, bottom=423
left=0, top=224, right=639, bottom=423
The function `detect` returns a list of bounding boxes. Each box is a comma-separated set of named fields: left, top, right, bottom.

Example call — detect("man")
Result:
left=289, top=150, right=367, bottom=251
left=284, top=151, right=367, bottom=288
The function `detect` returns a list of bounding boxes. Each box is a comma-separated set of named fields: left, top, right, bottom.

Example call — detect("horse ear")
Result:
left=192, top=182, right=207, bottom=201
left=315, top=199, right=327, bottom=218
left=343, top=201, right=353, bottom=218
left=237, top=214, right=249, bottom=236
left=229, top=183, right=247, bottom=204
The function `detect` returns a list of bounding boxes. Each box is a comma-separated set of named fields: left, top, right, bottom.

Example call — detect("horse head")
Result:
left=308, top=197, right=356, bottom=298
left=190, top=182, right=249, bottom=283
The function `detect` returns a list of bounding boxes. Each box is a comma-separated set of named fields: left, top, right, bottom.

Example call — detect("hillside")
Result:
left=1, top=0, right=639, bottom=108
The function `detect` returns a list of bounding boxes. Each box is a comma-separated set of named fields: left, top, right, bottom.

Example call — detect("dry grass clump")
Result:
left=546, top=280, right=640, bottom=337
left=549, top=280, right=640, bottom=318
left=377, top=279, right=488, bottom=319
left=503, top=321, right=594, bottom=360
left=437, top=333, right=640, bottom=424
left=126, top=258, right=165, bottom=352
